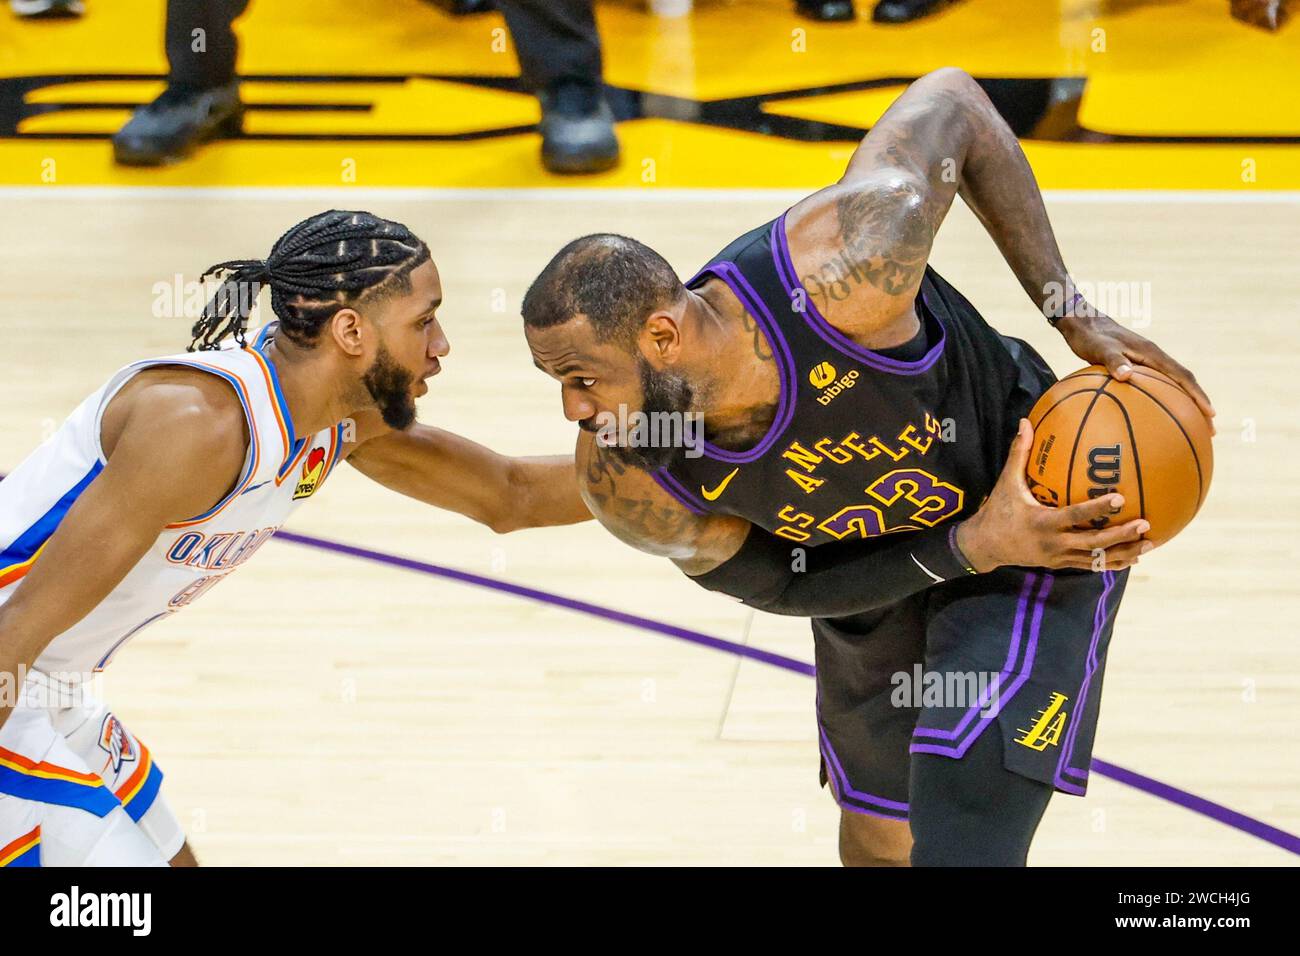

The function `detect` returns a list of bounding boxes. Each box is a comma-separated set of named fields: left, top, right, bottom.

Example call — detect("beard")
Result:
left=363, top=343, right=418, bottom=430
left=582, top=357, right=696, bottom=472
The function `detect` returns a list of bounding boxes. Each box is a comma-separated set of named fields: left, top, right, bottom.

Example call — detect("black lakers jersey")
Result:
left=653, top=212, right=1056, bottom=547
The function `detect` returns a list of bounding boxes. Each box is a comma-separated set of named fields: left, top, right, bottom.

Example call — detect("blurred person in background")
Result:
left=109, top=0, right=619, bottom=174
left=1231, top=0, right=1289, bottom=29
left=795, top=0, right=962, bottom=24
left=497, top=1, right=618, bottom=173
left=10, top=0, right=83, bottom=16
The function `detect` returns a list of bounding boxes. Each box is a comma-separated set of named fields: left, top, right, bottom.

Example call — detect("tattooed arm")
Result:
left=580, top=422, right=1151, bottom=618
left=577, top=428, right=984, bottom=616
left=574, top=430, right=954, bottom=614
left=784, top=69, right=971, bottom=340
left=785, top=68, right=1213, bottom=420
left=576, top=431, right=750, bottom=572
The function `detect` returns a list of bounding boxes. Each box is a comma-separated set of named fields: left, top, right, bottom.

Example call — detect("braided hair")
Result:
left=189, top=210, right=430, bottom=352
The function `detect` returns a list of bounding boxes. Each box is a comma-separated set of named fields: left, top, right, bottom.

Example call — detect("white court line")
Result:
left=0, top=186, right=1297, bottom=203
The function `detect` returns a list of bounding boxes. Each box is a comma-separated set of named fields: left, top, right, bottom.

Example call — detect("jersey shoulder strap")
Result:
left=93, top=344, right=302, bottom=524
left=687, top=214, right=806, bottom=337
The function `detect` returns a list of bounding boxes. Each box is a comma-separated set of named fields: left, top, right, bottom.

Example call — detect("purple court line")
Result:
left=1091, top=759, right=1300, bottom=855
left=271, top=528, right=1300, bottom=858
left=272, top=530, right=814, bottom=677
left=0, top=460, right=1292, bottom=857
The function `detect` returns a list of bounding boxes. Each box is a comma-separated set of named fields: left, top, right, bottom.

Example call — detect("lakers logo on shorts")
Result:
left=809, top=362, right=837, bottom=388
left=1014, top=692, right=1069, bottom=751
left=293, top=446, right=328, bottom=500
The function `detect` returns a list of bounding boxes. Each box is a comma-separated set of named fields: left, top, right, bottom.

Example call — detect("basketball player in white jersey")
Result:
left=0, top=210, right=590, bottom=867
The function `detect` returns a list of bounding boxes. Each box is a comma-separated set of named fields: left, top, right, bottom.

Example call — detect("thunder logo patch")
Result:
left=98, top=714, right=137, bottom=774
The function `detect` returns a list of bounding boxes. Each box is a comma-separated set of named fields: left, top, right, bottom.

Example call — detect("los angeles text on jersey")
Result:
left=772, top=411, right=963, bottom=542
left=779, top=410, right=951, bottom=494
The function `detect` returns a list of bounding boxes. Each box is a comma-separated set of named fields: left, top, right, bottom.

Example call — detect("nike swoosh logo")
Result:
left=700, top=468, right=740, bottom=501
left=240, top=480, right=272, bottom=496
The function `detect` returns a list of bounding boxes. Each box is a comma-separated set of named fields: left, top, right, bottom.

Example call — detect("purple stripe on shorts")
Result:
left=821, top=763, right=912, bottom=821
left=816, top=696, right=910, bottom=813
left=832, top=796, right=911, bottom=821
left=910, top=573, right=1055, bottom=758
left=1054, top=570, right=1117, bottom=791
left=1000, top=570, right=1039, bottom=673
left=770, top=213, right=946, bottom=375
left=818, top=724, right=910, bottom=813
left=911, top=571, right=1037, bottom=742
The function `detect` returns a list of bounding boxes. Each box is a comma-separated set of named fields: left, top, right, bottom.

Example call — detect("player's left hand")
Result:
left=1056, top=310, right=1217, bottom=434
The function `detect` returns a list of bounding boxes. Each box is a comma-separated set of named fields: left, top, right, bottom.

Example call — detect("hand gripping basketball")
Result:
left=955, top=419, right=1152, bottom=573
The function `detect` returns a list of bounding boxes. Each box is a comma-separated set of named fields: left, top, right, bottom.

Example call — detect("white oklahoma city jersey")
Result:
left=0, top=326, right=345, bottom=676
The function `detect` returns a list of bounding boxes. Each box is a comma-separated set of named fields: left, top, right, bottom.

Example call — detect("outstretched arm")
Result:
left=345, top=412, right=590, bottom=533
left=789, top=67, right=1213, bottom=424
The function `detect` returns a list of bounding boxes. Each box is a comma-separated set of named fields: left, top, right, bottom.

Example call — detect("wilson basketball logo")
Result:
left=293, top=447, right=328, bottom=500
left=1085, top=444, right=1122, bottom=527
left=1086, top=445, right=1122, bottom=488
left=809, top=362, right=837, bottom=388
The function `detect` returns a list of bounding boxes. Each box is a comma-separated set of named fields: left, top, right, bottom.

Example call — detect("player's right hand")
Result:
left=955, top=418, right=1152, bottom=573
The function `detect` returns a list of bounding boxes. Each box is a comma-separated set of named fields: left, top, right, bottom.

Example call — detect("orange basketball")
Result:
left=1025, top=365, right=1213, bottom=547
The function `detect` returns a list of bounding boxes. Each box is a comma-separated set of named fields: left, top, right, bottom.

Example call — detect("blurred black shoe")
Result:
left=795, top=0, right=856, bottom=22
left=112, top=83, right=243, bottom=166
left=10, top=0, right=84, bottom=17
left=872, top=0, right=958, bottom=23
left=539, top=82, right=619, bottom=176
left=425, top=0, right=494, bottom=15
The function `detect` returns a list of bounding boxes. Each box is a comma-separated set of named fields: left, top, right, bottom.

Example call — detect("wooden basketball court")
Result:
left=1, top=187, right=1295, bottom=865
left=2, top=0, right=1297, bottom=866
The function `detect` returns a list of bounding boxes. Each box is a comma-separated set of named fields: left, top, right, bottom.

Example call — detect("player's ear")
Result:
left=329, top=307, right=366, bottom=357
left=639, top=310, right=682, bottom=366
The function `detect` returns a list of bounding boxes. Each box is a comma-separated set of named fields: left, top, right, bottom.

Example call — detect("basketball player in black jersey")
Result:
left=521, top=68, right=1215, bottom=866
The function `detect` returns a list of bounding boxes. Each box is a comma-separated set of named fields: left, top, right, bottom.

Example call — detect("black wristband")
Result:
left=948, top=524, right=978, bottom=574
left=907, top=523, right=978, bottom=582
